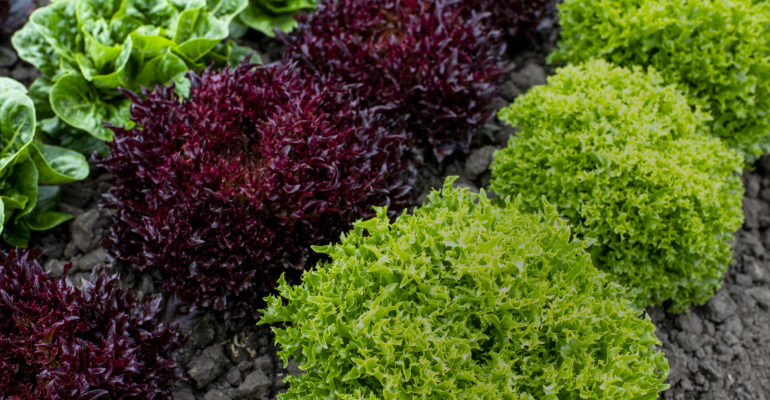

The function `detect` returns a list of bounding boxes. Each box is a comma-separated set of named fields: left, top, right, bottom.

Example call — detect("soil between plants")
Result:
left=2, top=6, right=770, bottom=400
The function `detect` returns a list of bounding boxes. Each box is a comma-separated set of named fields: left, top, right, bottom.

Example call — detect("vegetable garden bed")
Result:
left=1, top=0, right=769, bottom=399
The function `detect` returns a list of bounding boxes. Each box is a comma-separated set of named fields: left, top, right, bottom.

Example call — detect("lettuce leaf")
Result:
left=11, top=0, right=250, bottom=148
left=0, top=77, right=89, bottom=247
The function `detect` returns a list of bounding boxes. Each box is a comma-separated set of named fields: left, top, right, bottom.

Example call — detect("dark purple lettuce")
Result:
left=464, top=0, right=557, bottom=45
left=103, top=63, right=414, bottom=316
left=281, top=0, right=506, bottom=160
left=0, top=249, right=182, bottom=399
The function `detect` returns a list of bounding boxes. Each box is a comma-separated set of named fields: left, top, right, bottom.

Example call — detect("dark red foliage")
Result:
left=463, top=0, right=557, bottom=45
left=103, top=63, right=414, bottom=316
left=281, top=0, right=506, bottom=161
left=0, top=249, right=182, bottom=400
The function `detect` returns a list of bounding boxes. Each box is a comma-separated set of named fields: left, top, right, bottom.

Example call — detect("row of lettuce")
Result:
left=1, top=0, right=769, bottom=398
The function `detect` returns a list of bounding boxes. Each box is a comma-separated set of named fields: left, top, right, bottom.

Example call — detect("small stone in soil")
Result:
left=464, top=145, right=497, bottom=180
left=707, top=291, right=737, bottom=323
left=740, top=230, right=765, bottom=256
left=253, top=354, right=273, bottom=374
left=675, top=312, right=703, bottom=335
left=225, top=367, right=243, bottom=387
left=71, top=209, right=101, bottom=253
left=44, top=259, right=66, bottom=279
left=237, top=360, right=253, bottom=373
left=501, top=81, right=521, bottom=101
left=747, top=286, right=770, bottom=309
left=509, top=63, right=547, bottom=90
left=203, top=388, right=233, bottom=400
left=73, top=248, right=108, bottom=272
left=743, top=198, right=770, bottom=229
left=452, top=176, right=479, bottom=193
left=187, top=344, right=229, bottom=389
left=10, top=64, right=37, bottom=82
left=745, top=260, right=766, bottom=282
left=744, top=173, right=761, bottom=198
left=238, top=370, right=271, bottom=399
left=173, top=388, right=195, bottom=400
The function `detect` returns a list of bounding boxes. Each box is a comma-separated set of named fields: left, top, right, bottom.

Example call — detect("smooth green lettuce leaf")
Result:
left=236, top=0, right=315, bottom=37
left=0, top=79, right=89, bottom=246
left=30, top=143, right=89, bottom=185
left=11, top=0, right=250, bottom=150
left=50, top=73, right=120, bottom=141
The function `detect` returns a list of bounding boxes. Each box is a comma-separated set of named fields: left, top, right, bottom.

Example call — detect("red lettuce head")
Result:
left=281, top=0, right=506, bottom=161
left=103, top=63, right=415, bottom=316
left=0, top=249, right=182, bottom=399
left=464, top=0, right=557, bottom=46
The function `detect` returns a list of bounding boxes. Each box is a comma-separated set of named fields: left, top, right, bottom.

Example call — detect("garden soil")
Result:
left=2, top=4, right=770, bottom=399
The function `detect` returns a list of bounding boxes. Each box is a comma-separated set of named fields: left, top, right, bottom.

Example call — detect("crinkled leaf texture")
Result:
left=490, top=60, right=744, bottom=313
left=0, top=77, right=88, bottom=247
left=11, top=0, right=250, bottom=145
left=281, top=0, right=506, bottom=161
left=0, top=249, right=183, bottom=399
left=550, top=0, right=770, bottom=161
left=103, top=63, right=415, bottom=317
left=235, top=0, right=316, bottom=37
left=261, top=178, right=669, bottom=399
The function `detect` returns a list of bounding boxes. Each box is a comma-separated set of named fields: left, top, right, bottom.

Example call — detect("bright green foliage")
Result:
left=11, top=0, right=252, bottom=148
left=490, top=60, right=744, bottom=313
left=0, top=78, right=89, bottom=247
left=234, top=0, right=316, bottom=37
left=549, top=0, right=770, bottom=161
left=261, top=178, right=669, bottom=399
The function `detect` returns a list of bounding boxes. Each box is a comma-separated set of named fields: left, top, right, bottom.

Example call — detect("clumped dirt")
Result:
left=2, top=4, right=770, bottom=400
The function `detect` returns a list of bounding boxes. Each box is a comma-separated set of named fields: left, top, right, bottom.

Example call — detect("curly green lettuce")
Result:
left=261, top=178, right=669, bottom=399
left=491, top=60, right=744, bottom=313
left=12, top=0, right=251, bottom=150
left=0, top=78, right=89, bottom=247
left=550, top=0, right=770, bottom=161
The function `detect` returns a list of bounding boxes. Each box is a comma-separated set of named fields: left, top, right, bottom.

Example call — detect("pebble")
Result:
left=509, top=63, right=547, bottom=90
left=44, top=259, right=66, bottom=279
left=238, top=370, right=271, bottom=399
left=707, top=291, right=737, bottom=323
left=203, top=389, right=232, bottom=400
left=187, top=344, right=229, bottom=389
left=71, top=209, right=101, bottom=253
left=173, top=388, right=195, bottom=400
left=675, top=312, right=703, bottom=335
left=747, top=286, right=770, bottom=309
left=744, top=259, right=766, bottom=282
left=73, top=248, right=108, bottom=272
left=744, top=173, right=761, bottom=198
left=253, top=355, right=273, bottom=374
left=10, top=63, right=36, bottom=82
left=452, top=176, right=479, bottom=193
left=0, top=46, right=18, bottom=68
left=225, top=367, right=243, bottom=387
left=464, top=145, right=497, bottom=180
left=743, top=198, right=770, bottom=229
